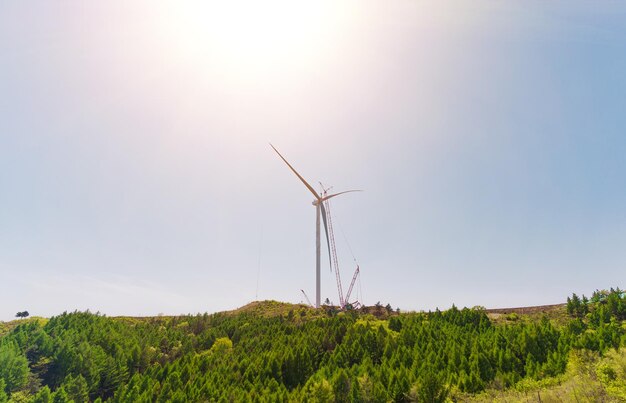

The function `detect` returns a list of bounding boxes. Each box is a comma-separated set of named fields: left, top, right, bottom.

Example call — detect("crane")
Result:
left=321, top=185, right=362, bottom=310
left=344, top=265, right=361, bottom=309
left=321, top=187, right=346, bottom=308
left=301, top=289, right=314, bottom=308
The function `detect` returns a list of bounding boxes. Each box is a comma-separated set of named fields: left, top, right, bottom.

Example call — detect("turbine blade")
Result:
left=320, top=189, right=362, bottom=202
left=320, top=202, right=333, bottom=271
left=270, top=143, right=320, bottom=200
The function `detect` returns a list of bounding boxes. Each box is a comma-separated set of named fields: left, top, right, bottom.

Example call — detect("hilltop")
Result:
left=0, top=290, right=624, bottom=402
left=0, top=300, right=566, bottom=329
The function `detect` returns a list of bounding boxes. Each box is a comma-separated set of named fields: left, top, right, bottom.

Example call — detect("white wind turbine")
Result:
left=270, top=144, right=360, bottom=308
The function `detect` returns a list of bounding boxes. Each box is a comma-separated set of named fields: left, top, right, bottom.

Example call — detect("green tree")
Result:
left=9, top=391, right=33, bottom=403
left=63, top=374, right=89, bottom=403
left=332, top=369, right=351, bottom=403
left=0, top=379, right=7, bottom=403
left=52, top=387, right=72, bottom=403
left=0, top=342, right=30, bottom=393
left=388, top=316, right=402, bottom=332
left=32, top=386, right=52, bottom=403
left=210, top=337, right=233, bottom=354
left=409, top=371, right=448, bottom=403
left=302, top=377, right=333, bottom=402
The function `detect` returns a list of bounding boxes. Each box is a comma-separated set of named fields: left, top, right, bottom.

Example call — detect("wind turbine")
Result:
left=270, top=144, right=360, bottom=308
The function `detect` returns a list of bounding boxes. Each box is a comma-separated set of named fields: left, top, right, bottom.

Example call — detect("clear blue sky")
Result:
left=1, top=1, right=625, bottom=320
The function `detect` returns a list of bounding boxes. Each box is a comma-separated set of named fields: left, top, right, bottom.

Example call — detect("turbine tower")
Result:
left=270, top=144, right=359, bottom=308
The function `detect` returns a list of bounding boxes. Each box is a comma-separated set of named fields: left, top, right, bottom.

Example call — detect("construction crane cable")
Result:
left=335, top=212, right=358, bottom=264
left=328, top=197, right=363, bottom=309
left=323, top=196, right=345, bottom=308
left=255, top=225, right=263, bottom=300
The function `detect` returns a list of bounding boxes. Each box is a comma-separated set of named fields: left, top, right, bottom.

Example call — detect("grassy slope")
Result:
left=486, top=304, right=571, bottom=327
left=0, top=316, right=48, bottom=337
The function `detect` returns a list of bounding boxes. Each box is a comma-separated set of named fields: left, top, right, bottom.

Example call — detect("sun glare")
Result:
left=160, top=1, right=342, bottom=79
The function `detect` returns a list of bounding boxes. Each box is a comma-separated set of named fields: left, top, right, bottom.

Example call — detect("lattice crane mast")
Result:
left=344, top=265, right=361, bottom=309
left=322, top=187, right=345, bottom=308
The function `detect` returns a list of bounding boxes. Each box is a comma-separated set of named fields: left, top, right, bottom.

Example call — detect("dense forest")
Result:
left=1, top=288, right=625, bottom=402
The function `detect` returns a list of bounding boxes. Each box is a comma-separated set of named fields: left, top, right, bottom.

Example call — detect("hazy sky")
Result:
left=1, top=1, right=625, bottom=320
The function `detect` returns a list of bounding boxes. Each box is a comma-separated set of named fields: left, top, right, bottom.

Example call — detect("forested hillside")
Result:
left=1, top=289, right=625, bottom=402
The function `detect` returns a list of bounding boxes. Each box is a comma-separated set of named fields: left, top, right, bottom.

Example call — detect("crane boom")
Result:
left=344, top=265, right=360, bottom=304
left=301, top=289, right=314, bottom=308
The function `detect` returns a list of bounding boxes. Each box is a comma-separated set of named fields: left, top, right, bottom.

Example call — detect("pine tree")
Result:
left=63, top=374, right=89, bottom=403
left=0, top=342, right=30, bottom=393
left=33, top=386, right=52, bottom=403
left=332, top=369, right=351, bottom=403
left=52, top=388, right=72, bottom=403
left=409, top=371, right=448, bottom=403
left=0, top=379, right=7, bottom=403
